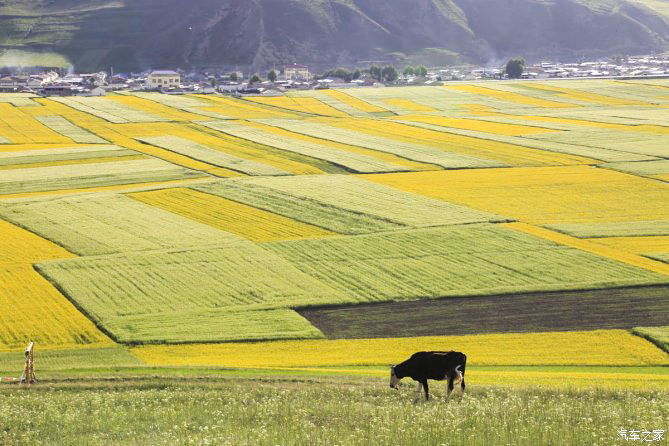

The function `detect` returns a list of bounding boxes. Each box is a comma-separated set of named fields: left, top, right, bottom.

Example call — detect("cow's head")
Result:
left=389, top=365, right=400, bottom=389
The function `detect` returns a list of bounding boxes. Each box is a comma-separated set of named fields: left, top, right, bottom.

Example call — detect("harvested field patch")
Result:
left=0, top=194, right=245, bottom=255
left=129, top=188, right=335, bottom=242
left=133, top=329, right=669, bottom=367
left=298, top=285, right=669, bottom=339
left=264, top=225, right=666, bottom=303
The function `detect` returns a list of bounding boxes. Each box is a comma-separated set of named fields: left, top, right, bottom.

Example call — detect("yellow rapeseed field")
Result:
left=0, top=220, right=74, bottom=264
left=17, top=99, right=231, bottom=175
left=0, top=104, right=72, bottom=144
left=523, top=83, right=649, bottom=106
left=247, top=96, right=350, bottom=117
left=396, top=114, right=558, bottom=136
left=108, top=95, right=208, bottom=121
left=194, top=95, right=297, bottom=119
left=326, top=118, right=594, bottom=166
left=118, top=120, right=328, bottom=175
left=382, top=99, right=437, bottom=112
left=585, top=236, right=669, bottom=255
left=363, top=166, right=669, bottom=224
left=240, top=120, right=435, bottom=171
left=0, top=220, right=111, bottom=351
left=446, top=85, right=575, bottom=108
left=321, top=90, right=388, bottom=113
left=129, top=188, right=335, bottom=242
left=505, top=223, right=669, bottom=276
left=0, top=265, right=113, bottom=351
left=132, top=329, right=668, bottom=368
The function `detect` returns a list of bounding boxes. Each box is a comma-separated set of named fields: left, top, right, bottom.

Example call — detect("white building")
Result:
left=284, top=64, right=310, bottom=81
left=147, top=70, right=180, bottom=88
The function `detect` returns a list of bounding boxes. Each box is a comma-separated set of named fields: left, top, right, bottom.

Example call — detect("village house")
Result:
left=146, top=70, right=181, bottom=88
left=284, top=64, right=310, bottom=81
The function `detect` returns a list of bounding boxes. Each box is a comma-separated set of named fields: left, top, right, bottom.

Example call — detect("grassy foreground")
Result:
left=0, top=376, right=667, bottom=446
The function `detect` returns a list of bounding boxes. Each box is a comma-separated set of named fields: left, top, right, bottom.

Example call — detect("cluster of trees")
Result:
left=317, top=64, right=432, bottom=83
left=402, top=65, right=428, bottom=77
left=246, top=57, right=526, bottom=86
left=505, top=58, right=525, bottom=79
left=320, top=67, right=362, bottom=82
left=317, top=65, right=398, bottom=83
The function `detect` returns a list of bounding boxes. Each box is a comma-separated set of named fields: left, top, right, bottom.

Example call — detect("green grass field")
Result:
left=0, top=376, right=666, bottom=446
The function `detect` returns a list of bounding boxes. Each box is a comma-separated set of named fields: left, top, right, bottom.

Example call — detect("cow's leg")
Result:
left=414, top=382, right=423, bottom=403
left=422, top=379, right=430, bottom=401
left=460, top=377, right=466, bottom=399
left=446, top=377, right=455, bottom=401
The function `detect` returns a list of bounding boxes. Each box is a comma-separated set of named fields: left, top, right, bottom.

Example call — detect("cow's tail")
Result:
left=454, top=365, right=463, bottom=383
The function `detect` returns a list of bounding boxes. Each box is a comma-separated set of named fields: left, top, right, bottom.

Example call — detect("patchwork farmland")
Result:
left=0, top=79, right=667, bottom=397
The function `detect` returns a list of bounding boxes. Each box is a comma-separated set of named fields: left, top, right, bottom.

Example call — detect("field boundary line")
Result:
left=505, top=222, right=669, bottom=276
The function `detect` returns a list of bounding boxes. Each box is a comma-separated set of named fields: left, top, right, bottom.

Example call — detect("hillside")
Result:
left=0, top=0, right=668, bottom=74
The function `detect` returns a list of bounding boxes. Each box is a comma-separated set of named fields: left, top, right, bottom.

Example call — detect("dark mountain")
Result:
left=0, top=0, right=667, bottom=71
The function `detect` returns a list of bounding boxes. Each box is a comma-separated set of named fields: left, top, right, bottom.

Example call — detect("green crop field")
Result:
left=264, top=224, right=667, bottom=302
left=194, top=181, right=407, bottom=234
left=0, top=194, right=244, bottom=255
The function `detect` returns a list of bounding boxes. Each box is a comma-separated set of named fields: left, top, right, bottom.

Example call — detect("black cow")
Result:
left=389, top=351, right=466, bottom=401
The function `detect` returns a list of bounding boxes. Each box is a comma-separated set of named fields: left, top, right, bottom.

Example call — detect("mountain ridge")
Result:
left=0, top=0, right=668, bottom=71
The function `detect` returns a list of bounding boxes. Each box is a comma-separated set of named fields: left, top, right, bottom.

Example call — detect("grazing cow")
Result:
left=389, top=351, right=466, bottom=401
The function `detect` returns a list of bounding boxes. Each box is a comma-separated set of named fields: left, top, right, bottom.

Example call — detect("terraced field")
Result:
left=0, top=79, right=666, bottom=389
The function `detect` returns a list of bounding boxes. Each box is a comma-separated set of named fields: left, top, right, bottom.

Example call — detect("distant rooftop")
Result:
left=150, top=70, right=179, bottom=76
left=285, top=64, right=308, bottom=69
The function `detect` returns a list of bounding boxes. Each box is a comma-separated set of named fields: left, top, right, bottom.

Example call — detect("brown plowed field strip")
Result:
left=297, top=285, right=669, bottom=339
